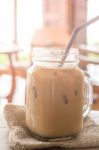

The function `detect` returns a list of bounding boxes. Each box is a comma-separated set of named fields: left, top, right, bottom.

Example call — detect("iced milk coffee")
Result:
left=26, top=48, right=85, bottom=139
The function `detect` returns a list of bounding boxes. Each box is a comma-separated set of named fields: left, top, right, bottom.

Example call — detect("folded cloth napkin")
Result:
left=3, top=104, right=99, bottom=150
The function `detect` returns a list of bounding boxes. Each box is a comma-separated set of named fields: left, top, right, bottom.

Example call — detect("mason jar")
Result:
left=26, top=48, right=93, bottom=141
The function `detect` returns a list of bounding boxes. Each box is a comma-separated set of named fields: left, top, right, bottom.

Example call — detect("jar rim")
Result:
left=32, top=48, right=78, bottom=68
left=32, top=48, right=78, bottom=62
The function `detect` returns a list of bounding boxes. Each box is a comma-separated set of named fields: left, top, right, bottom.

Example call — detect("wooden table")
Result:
left=0, top=43, right=22, bottom=102
left=1, top=111, right=99, bottom=150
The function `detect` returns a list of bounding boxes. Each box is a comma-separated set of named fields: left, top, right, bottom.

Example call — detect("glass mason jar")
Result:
left=26, top=48, right=93, bottom=141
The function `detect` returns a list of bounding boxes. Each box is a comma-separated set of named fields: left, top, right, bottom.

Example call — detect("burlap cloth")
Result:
left=3, top=104, right=99, bottom=150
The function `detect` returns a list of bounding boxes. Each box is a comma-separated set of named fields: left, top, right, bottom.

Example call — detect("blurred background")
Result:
left=0, top=0, right=99, bottom=110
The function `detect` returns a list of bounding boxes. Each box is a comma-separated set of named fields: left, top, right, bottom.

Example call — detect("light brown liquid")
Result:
left=26, top=66, right=85, bottom=138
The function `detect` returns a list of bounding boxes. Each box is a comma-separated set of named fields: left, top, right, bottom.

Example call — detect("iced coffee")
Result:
left=26, top=64, right=85, bottom=138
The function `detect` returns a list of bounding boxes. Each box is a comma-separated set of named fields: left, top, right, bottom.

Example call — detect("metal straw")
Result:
left=59, top=15, right=99, bottom=67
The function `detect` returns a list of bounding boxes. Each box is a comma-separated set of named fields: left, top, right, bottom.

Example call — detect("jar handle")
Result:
left=83, top=71, right=93, bottom=118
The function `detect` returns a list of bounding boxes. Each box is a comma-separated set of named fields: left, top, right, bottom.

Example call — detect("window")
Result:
left=87, top=0, right=99, bottom=44
left=0, top=0, right=14, bottom=42
left=0, top=0, right=43, bottom=50
left=16, top=0, right=43, bottom=49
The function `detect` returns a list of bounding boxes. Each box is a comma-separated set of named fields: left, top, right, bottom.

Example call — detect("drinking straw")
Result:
left=59, top=15, right=99, bottom=67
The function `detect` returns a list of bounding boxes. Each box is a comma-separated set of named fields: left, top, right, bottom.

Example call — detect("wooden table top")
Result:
left=0, top=43, right=22, bottom=54
left=1, top=111, right=99, bottom=150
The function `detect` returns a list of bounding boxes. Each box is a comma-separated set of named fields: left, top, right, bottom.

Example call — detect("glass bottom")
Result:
left=34, top=135, right=76, bottom=142
left=28, top=129, right=77, bottom=142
